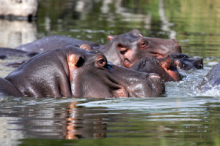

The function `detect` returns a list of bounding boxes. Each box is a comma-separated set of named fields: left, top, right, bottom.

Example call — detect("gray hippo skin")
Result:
left=0, top=47, right=38, bottom=59
left=130, top=56, right=182, bottom=82
left=199, top=63, right=220, bottom=92
left=16, top=29, right=181, bottom=68
left=3, top=45, right=165, bottom=98
left=0, top=78, right=22, bottom=97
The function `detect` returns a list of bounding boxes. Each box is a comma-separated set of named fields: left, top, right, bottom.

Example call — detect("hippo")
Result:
left=198, top=63, right=220, bottom=92
left=2, top=45, right=165, bottom=98
left=16, top=29, right=181, bottom=68
left=130, top=56, right=181, bottom=82
left=100, top=29, right=181, bottom=67
left=170, top=53, right=203, bottom=70
left=0, top=47, right=38, bottom=59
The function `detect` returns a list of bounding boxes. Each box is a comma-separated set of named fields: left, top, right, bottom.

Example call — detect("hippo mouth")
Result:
left=149, top=51, right=166, bottom=58
left=113, top=86, right=129, bottom=97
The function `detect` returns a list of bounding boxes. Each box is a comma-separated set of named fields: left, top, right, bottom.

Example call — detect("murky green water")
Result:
left=1, top=0, right=220, bottom=146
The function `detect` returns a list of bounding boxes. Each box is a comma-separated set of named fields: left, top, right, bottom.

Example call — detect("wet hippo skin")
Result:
left=170, top=53, right=203, bottom=70
left=0, top=47, right=38, bottom=59
left=198, top=63, right=220, bottom=92
left=0, top=77, right=22, bottom=97
left=3, top=45, right=165, bottom=98
left=16, top=29, right=181, bottom=68
left=130, top=56, right=181, bottom=82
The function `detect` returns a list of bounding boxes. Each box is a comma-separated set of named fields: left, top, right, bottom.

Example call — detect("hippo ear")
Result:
left=130, top=29, right=143, bottom=37
left=68, top=54, right=84, bottom=68
left=80, top=44, right=92, bottom=51
left=107, top=35, right=115, bottom=40
left=159, top=55, right=171, bottom=70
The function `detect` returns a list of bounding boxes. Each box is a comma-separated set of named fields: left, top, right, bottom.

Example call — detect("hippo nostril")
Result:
left=124, top=59, right=132, bottom=68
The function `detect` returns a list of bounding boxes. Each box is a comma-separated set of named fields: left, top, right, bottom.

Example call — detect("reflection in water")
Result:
left=0, top=100, right=109, bottom=140
left=66, top=102, right=107, bottom=139
left=0, top=19, right=37, bottom=48
left=1, top=97, right=220, bottom=145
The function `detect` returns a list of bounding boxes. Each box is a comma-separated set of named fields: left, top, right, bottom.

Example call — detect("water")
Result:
left=1, top=0, right=220, bottom=146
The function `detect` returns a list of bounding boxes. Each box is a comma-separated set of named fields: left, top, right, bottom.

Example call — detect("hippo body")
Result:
left=16, top=35, right=101, bottom=53
left=3, top=45, right=164, bottom=98
left=0, top=47, right=38, bottom=59
left=199, top=63, right=220, bottom=92
left=16, top=29, right=181, bottom=67
left=130, top=56, right=181, bottom=82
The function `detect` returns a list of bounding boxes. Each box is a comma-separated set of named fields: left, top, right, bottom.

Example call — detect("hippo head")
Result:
left=5, top=45, right=164, bottom=98
left=101, top=29, right=182, bottom=68
left=170, top=53, right=203, bottom=70
left=130, top=56, right=182, bottom=82
left=67, top=45, right=165, bottom=98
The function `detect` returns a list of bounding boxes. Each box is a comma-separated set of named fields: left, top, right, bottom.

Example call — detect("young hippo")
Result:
left=15, top=29, right=181, bottom=68
left=170, top=53, right=203, bottom=70
left=130, top=56, right=181, bottom=82
left=198, top=62, right=220, bottom=92
left=3, top=45, right=165, bottom=98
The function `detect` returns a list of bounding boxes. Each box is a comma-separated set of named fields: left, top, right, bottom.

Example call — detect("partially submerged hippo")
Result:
left=2, top=45, right=165, bottom=98
left=198, top=63, right=220, bottom=92
left=0, top=47, right=38, bottom=59
left=170, top=53, right=203, bottom=70
left=101, top=29, right=181, bottom=67
left=130, top=56, right=181, bottom=82
left=16, top=29, right=181, bottom=67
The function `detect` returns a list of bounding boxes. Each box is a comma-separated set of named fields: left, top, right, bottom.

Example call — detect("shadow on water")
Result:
left=1, top=0, right=220, bottom=146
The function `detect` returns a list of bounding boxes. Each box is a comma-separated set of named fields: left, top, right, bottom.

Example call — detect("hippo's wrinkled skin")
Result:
left=16, top=29, right=181, bottom=68
left=3, top=45, right=165, bottom=98
left=198, top=63, right=220, bottom=92
left=170, top=53, right=203, bottom=70
left=130, top=56, right=181, bottom=82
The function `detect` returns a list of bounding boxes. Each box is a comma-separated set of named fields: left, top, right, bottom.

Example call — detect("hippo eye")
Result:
left=140, top=40, right=148, bottom=47
left=96, top=58, right=107, bottom=68
left=98, top=59, right=105, bottom=64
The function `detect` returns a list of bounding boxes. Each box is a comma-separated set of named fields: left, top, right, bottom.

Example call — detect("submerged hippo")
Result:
left=198, top=63, right=220, bottom=92
left=170, top=53, right=203, bottom=70
left=16, top=29, right=181, bottom=67
left=130, top=56, right=181, bottom=82
left=1, top=45, right=165, bottom=98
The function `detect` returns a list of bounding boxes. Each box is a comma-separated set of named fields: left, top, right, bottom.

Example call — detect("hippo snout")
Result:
left=127, top=72, right=165, bottom=97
